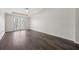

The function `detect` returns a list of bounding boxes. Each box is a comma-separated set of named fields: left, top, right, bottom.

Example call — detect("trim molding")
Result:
left=0, top=32, right=5, bottom=40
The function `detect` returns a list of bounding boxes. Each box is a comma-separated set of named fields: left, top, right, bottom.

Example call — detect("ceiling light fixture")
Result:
left=25, top=8, right=29, bottom=12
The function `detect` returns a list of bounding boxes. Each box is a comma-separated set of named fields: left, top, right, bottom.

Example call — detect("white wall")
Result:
left=30, top=8, right=75, bottom=41
left=75, top=8, right=79, bottom=44
left=0, top=9, right=5, bottom=40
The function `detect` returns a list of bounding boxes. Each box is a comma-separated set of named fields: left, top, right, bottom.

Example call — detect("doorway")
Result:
left=5, top=13, right=30, bottom=32
left=13, top=16, right=26, bottom=31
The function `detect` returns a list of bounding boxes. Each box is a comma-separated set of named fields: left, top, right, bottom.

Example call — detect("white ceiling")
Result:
left=0, top=8, right=42, bottom=16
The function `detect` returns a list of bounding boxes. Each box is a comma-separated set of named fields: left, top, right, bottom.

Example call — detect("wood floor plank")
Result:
left=0, top=29, right=78, bottom=50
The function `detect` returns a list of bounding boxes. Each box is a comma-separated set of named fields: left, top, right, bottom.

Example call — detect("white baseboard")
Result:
left=74, top=41, right=79, bottom=44
left=0, top=32, right=5, bottom=40
left=30, top=29, right=75, bottom=42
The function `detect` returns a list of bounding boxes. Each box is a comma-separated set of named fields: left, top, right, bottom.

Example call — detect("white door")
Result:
left=13, top=16, right=21, bottom=31
left=13, top=16, right=27, bottom=31
left=5, top=14, right=30, bottom=32
left=20, top=18, right=25, bottom=30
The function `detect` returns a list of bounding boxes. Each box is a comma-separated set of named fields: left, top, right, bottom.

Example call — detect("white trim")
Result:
left=0, top=32, right=5, bottom=40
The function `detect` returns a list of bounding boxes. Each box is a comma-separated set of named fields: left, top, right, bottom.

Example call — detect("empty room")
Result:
left=0, top=8, right=79, bottom=50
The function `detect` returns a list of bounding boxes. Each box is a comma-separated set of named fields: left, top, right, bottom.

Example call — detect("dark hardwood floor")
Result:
left=0, top=29, right=78, bottom=50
